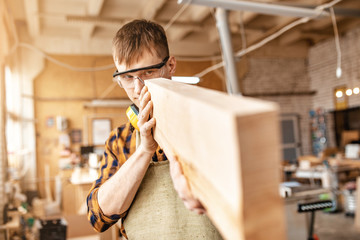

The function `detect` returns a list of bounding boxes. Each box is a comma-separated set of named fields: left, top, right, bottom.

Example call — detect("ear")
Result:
left=167, top=56, right=176, bottom=75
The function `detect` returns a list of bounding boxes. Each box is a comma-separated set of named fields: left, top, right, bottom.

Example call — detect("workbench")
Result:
left=0, top=210, right=21, bottom=240
left=285, top=158, right=360, bottom=188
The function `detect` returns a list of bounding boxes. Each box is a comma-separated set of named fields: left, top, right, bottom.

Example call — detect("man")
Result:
left=87, top=19, right=221, bottom=239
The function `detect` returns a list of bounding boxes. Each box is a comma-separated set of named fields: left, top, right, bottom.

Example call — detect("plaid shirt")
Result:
left=86, top=122, right=167, bottom=237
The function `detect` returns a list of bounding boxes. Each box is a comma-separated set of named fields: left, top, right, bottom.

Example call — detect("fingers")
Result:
left=138, top=99, right=152, bottom=127
left=136, top=85, right=158, bottom=153
left=170, top=160, right=188, bottom=199
left=184, top=200, right=206, bottom=215
left=139, top=85, right=148, bottom=102
left=169, top=156, right=183, bottom=176
left=179, top=177, right=206, bottom=214
left=169, top=158, right=206, bottom=215
left=176, top=174, right=193, bottom=203
left=139, top=92, right=150, bottom=111
left=139, top=86, right=149, bottom=110
left=181, top=181, right=206, bottom=214
left=138, top=85, right=154, bottom=133
left=166, top=150, right=176, bottom=165
left=140, top=117, right=156, bottom=137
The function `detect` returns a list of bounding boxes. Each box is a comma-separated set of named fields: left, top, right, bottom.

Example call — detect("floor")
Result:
left=66, top=213, right=360, bottom=240
left=66, top=211, right=360, bottom=240
left=315, top=211, right=360, bottom=240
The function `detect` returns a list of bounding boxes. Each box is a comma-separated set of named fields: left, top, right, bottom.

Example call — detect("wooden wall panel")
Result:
left=175, top=60, right=226, bottom=92
left=34, top=55, right=127, bottom=198
left=146, top=78, right=286, bottom=240
left=34, top=55, right=225, bottom=199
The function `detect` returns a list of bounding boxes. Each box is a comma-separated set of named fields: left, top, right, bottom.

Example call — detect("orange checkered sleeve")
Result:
left=87, top=121, right=167, bottom=237
left=86, top=122, right=136, bottom=233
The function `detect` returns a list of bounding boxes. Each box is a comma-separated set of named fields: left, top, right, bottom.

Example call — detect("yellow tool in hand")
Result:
left=126, top=104, right=139, bottom=131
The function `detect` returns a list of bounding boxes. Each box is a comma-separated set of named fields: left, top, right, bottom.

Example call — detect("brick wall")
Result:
left=309, top=26, right=360, bottom=148
left=243, top=58, right=310, bottom=94
left=309, top=27, right=360, bottom=111
left=242, top=26, right=360, bottom=157
left=242, top=58, right=312, bottom=155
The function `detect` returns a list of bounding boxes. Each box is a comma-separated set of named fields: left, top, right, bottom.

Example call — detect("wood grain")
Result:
left=146, top=78, right=286, bottom=240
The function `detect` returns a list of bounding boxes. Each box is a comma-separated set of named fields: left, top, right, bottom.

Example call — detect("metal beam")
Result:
left=178, top=0, right=329, bottom=18
left=215, top=8, right=240, bottom=95
left=280, top=3, right=360, bottom=18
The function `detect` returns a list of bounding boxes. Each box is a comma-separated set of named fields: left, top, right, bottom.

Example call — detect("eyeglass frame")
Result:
left=113, top=56, right=169, bottom=79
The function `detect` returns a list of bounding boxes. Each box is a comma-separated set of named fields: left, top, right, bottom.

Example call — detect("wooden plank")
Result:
left=146, top=78, right=286, bottom=240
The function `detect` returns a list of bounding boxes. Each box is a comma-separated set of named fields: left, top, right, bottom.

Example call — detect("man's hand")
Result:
left=138, top=86, right=158, bottom=154
left=168, top=153, right=206, bottom=215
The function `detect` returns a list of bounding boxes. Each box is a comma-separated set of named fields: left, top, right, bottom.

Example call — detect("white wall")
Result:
left=19, top=47, right=44, bottom=191
left=5, top=46, right=44, bottom=192
left=1, top=0, right=12, bottom=229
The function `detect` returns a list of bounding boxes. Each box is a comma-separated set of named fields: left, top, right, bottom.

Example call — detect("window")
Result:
left=5, top=66, right=21, bottom=155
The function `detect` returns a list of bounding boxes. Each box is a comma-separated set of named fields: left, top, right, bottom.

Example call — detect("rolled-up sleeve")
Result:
left=87, top=188, right=123, bottom=232
left=87, top=123, right=134, bottom=232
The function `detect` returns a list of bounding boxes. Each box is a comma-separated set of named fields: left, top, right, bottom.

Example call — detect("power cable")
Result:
left=164, top=0, right=192, bottom=31
left=239, top=11, right=247, bottom=51
left=6, top=0, right=342, bottom=76
left=14, top=43, right=115, bottom=72
left=194, top=0, right=342, bottom=78
left=330, top=7, right=342, bottom=78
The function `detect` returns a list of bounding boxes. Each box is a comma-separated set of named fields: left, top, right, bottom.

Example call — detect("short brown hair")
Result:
left=112, top=19, right=169, bottom=67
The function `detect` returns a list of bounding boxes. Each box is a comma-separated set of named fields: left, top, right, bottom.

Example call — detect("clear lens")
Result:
left=115, top=67, right=164, bottom=88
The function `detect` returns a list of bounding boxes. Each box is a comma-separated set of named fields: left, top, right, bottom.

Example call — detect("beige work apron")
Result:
left=123, top=160, right=223, bottom=240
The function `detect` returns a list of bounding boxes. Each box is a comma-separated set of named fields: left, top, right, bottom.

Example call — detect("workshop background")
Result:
left=1, top=0, right=360, bottom=239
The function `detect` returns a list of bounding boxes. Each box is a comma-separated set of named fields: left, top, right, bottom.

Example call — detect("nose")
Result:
left=134, top=76, right=144, bottom=94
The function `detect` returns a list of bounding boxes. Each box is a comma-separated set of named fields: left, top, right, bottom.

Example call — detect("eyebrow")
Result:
left=113, top=56, right=169, bottom=78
